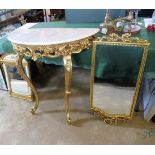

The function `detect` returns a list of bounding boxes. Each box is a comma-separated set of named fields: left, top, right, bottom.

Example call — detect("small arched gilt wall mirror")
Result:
left=90, top=33, right=150, bottom=124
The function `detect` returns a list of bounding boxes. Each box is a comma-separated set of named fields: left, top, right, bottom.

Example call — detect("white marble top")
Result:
left=8, top=23, right=99, bottom=46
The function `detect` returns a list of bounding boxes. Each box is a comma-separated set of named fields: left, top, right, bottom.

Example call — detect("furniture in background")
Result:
left=43, top=9, right=65, bottom=22
left=0, top=9, right=30, bottom=29
left=141, top=78, right=155, bottom=121
left=1, top=54, right=33, bottom=101
left=65, top=9, right=126, bottom=23
left=26, top=10, right=44, bottom=22
left=0, top=9, right=45, bottom=37
left=50, top=9, right=65, bottom=21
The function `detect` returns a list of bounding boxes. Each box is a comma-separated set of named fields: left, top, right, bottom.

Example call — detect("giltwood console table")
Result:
left=8, top=23, right=99, bottom=124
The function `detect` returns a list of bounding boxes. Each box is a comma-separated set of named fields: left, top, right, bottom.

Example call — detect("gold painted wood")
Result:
left=99, top=33, right=148, bottom=44
left=1, top=53, right=33, bottom=101
left=12, top=35, right=96, bottom=124
left=63, top=55, right=72, bottom=124
left=12, top=36, right=94, bottom=61
left=90, top=33, right=150, bottom=124
left=16, top=54, right=39, bottom=114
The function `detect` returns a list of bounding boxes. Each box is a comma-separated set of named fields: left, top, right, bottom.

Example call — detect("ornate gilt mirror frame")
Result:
left=90, top=33, right=150, bottom=124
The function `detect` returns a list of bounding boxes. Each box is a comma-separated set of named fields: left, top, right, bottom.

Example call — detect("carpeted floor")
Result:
left=0, top=65, right=155, bottom=145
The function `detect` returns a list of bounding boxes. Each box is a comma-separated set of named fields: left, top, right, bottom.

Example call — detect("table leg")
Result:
left=16, top=54, right=39, bottom=114
left=63, top=55, right=72, bottom=124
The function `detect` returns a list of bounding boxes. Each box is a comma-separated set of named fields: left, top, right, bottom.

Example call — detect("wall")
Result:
left=65, top=9, right=126, bottom=23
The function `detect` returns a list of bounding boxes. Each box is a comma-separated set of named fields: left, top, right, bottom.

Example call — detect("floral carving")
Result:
left=12, top=36, right=95, bottom=61
left=100, top=33, right=149, bottom=44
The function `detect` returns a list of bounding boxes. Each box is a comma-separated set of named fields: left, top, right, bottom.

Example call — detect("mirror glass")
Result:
left=90, top=43, right=146, bottom=122
left=7, top=65, right=31, bottom=95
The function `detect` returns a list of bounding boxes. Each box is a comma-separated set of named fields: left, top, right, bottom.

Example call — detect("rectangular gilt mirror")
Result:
left=90, top=33, right=150, bottom=124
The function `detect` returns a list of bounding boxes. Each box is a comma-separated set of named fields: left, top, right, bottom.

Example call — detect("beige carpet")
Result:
left=0, top=66, right=155, bottom=145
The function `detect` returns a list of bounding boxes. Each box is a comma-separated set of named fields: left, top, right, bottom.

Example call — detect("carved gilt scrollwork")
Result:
left=91, top=107, right=130, bottom=124
left=12, top=36, right=94, bottom=61
left=99, top=33, right=148, bottom=45
left=90, top=33, right=150, bottom=125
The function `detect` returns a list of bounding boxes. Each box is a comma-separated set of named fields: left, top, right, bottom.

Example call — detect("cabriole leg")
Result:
left=63, top=55, right=72, bottom=124
left=16, top=54, right=39, bottom=114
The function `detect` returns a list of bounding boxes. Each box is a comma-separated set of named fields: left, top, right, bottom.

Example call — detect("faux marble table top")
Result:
left=8, top=23, right=99, bottom=46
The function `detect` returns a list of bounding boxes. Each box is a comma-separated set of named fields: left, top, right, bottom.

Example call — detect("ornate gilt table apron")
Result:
left=8, top=23, right=99, bottom=124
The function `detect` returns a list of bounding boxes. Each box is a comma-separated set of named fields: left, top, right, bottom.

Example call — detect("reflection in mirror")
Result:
left=4, top=64, right=32, bottom=98
left=90, top=34, right=149, bottom=124
left=94, top=79, right=135, bottom=115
